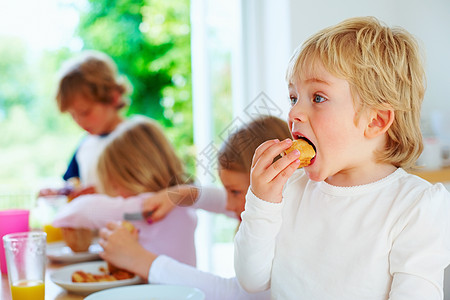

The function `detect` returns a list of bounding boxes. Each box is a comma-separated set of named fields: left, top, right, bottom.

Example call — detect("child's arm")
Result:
left=142, top=185, right=199, bottom=222
left=234, top=139, right=301, bottom=292
left=191, top=186, right=234, bottom=217
left=99, top=221, right=269, bottom=300
left=142, top=185, right=234, bottom=223
left=389, top=184, right=450, bottom=299
left=67, top=185, right=96, bottom=201
left=52, top=194, right=142, bottom=229
left=150, top=255, right=270, bottom=300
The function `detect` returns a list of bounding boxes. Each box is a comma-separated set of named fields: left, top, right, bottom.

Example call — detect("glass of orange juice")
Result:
left=43, top=224, right=63, bottom=243
left=3, top=231, right=46, bottom=300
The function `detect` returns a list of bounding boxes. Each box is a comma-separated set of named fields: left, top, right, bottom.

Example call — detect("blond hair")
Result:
left=97, top=117, right=188, bottom=196
left=56, top=50, right=130, bottom=112
left=218, top=115, right=292, bottom=173
left=287, top=16, right=425, bottom=169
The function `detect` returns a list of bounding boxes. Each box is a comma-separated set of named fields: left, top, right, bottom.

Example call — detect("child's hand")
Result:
left=68, top=186, right=96, bottom=201
left=38, top=185, right=95, bottom=200
left=38, top=188, right=61, bottom=198
left=99, top=221, right=140, bottom=259
left=250, top=139, right=301, bottom=203
left=99, top=221, right=156, bottom=279
left=142, top=185, right=199, bottom=223
left=142, top=190, right=176, bottom=223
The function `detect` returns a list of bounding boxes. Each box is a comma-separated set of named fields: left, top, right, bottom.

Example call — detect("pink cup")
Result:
left=0, top=209, right=30, bottom=274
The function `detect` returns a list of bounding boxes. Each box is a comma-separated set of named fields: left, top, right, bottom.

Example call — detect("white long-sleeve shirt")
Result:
left=149, top=186, right=271, bottom=300
left=234, top=168, right=450, bottom=300
left=150, top=255, right=269, bottom=300
left=53, top=192, right=197, bottom=266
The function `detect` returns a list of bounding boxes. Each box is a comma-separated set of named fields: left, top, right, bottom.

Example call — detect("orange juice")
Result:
left=11, top=280, right=45, bottom=300
left=43, top=224, right=63, bottom=242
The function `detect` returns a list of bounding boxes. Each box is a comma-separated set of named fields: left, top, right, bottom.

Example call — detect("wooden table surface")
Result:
left=409, top=166, right=450, bottom=184
left=2, top=261, right=97, bottom=300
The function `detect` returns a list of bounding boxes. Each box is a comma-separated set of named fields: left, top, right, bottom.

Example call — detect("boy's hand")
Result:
left=250, top=139, right=301, bottom=203
left=37, top=185, right=95, bottom=200
left=68, top=186, right=96, bottom=201
left=38, top=188, right=61, bottom=198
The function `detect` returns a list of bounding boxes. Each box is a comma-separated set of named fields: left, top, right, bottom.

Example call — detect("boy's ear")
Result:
left=365, top=108, right=394, bottom=138
left=111, top=90, right=122, bottom=107
left=111, top=90, right=121, bottom=105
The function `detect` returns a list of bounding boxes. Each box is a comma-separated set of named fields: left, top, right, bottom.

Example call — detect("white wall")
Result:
left=234, top=0, right=292, bottom=120
left=290, top=0, right=450, bottom=117
left=238, top=0, right=450, bottom=130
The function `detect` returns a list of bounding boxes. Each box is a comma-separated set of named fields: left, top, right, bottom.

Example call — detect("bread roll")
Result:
left=121, top=220, right=135, bottom=232
left=282, top=139, right=315, bottom=168
left=61, top=227, right=94, bottom=252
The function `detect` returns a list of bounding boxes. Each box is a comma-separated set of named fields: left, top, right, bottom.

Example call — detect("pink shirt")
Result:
left=53, top=193, right=197, bottom=266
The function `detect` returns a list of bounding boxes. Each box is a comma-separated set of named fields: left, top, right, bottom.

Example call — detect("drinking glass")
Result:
left=3, top=231, right=46, bottom=300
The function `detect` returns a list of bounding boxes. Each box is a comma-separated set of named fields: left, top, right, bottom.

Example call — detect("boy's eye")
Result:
left=312, top=94, right=326, bottom=103
left=290, top=96, right=298, bottom=106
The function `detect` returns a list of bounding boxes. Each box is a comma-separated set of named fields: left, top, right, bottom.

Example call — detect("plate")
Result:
left=50, top=261, right=142, bottom=295
left=85, top=284, right=205, bottom=300
left=47, top=241, right=102, bottom=263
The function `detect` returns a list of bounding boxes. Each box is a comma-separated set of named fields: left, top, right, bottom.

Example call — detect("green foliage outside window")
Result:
left=0, top=0, right=194, bottom=194
left=78, top=0, right=195, bottom=173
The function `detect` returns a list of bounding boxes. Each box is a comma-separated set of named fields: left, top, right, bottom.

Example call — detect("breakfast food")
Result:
left=107, top=221, right=136, bottom=274
left=281, top=138, right=316, bottom=168
left=61, top=227, right=94, bottom=252
left=71, top=266, right=134, bottom=283
left=120, top=220, right=135, bottom=232
left=69, top=221, right=137, bottom=282
left=72, top=270, right=116, bottom=282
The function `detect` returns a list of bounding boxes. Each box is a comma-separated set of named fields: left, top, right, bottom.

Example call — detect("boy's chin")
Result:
left=86, top=128, right=102, bottom=135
